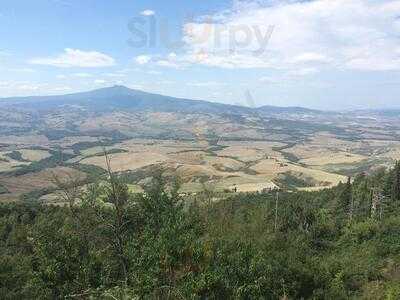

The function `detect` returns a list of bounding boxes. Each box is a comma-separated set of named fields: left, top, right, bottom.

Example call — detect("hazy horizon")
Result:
left=2, top=84, right=400, bottom=112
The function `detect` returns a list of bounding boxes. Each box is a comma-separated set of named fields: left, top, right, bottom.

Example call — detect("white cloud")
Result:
left=147, top=70, right=162, bottom=75
left=259, top=76, right=280, bottom=84
left=288, top=67, right=319, bottom=77
left=73, top=72, right=92, bottom=78
left=141, top=10, right=155, bottom=16
left=103, top=72, right=126, bottom=77
left=51, top=86, right=72, bottom=92
left=0, top=81, right=72, bottom=96
left=0, top=81, right=13, bottom=88
left=187, top=81, right=223, bottom=87
left=160, top=80, right=175, bottom=85
left=55, top=73, right=93, bottom=79
left=8, top=68, right=36, bottom=73
left=29, top=48, right=115, bottom=68
left=168, top=52, right=177, bottom=59
left=289, top=53, right=332, bottom=64
left=18, top=84, right=41, bottom=91
left=135, top=55, right=152, bottom=65
left=0, top=81, right=40, bottom=91
left=156, top=60, right=182, bottom=69
left=94, top=79, right=107, bottom=84
left=160, top=0, right=400, bottom=72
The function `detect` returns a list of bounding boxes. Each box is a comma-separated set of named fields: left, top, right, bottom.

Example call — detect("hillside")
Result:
left=0, top=85, right=322, bottom=114
left=1, top=163, right=400, bottom=298
left=1, top=87, right=400, bottom=203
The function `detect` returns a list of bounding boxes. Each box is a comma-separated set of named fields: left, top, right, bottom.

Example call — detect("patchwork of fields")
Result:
left=1, top=86, right=400, bottom=204
left=1, top=129, right=400, bottom=204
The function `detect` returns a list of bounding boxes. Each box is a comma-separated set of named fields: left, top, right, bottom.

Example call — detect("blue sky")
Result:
left=1, top=0, right=400, bottom=110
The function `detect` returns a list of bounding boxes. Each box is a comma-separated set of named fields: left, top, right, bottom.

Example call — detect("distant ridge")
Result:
left=0, top=85, right=322, bottom=115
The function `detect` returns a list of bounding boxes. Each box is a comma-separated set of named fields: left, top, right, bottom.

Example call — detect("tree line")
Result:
left=1, top=163, right=400, bottom=299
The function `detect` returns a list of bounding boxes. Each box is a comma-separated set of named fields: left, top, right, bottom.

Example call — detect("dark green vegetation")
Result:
left=1, top=163, right=400, bottom=299
left=4, top=150, right=75, bottom=177
left=85, top=148, right=128, bottom=158
left=70, top=163, right=107, bottom=182
left=4, top=151, right=29, bottom=162
left=71, top=135, right=128, bottom=155
left=275, top=171, right=315, bottom=190
left=0, top=183, right=8, bottom=194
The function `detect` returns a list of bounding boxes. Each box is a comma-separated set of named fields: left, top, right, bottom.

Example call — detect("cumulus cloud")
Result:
left=29, top=48, right=115, bottom=68
left=141, top=10, right=155, bottom=16
left=152, top=0, right=400, bottom=72
left=134, top=55, right=152, bottom=65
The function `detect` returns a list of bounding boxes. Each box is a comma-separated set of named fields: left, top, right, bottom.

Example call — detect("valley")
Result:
left=1, top=86, right=400, bottom=204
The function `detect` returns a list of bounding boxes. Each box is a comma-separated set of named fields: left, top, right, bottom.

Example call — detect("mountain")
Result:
left=0, top=85, right=320, bottom=116
left=0, top=86, right=249, bottom=115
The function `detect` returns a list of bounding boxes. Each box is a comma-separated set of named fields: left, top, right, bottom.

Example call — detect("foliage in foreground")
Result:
left=1, top=164, right=400, bottom=299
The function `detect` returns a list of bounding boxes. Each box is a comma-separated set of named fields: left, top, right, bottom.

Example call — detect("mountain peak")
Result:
left=92, top=85, right=135, bottom=96
left=109, top=85, right=132, bottom=91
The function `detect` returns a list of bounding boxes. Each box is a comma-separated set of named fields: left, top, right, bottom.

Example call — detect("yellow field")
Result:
left=3, top=134, right=388, bottom=196
left=175, top=164, right=224, bottom=180
left=0, top=149, right=50, bottom=173
left=168, top=151, right=207, bottom=165
left=378, top=147, right=400, bottom=160
left=217, top=146, right=266, bottom=162
left=250, top=159, right=284, bottom=178
left=251, top=158, right=346, bottom=188
left=0, top=166, right=86, bottom=199
left=81, top=151, right=168, bottom=172
left=0, top=152, right=30, bottom=172
left=75, top=137, right=351, bottom=192
left=204, top=156, right=246, bottom=171
left=19, top=149, right=51, bottom=161
left=299, top=152, right=366, bottom=166
left=80, top=146, right=107, bottom=156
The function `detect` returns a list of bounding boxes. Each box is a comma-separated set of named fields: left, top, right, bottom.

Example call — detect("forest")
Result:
left=1, top=162, right=400, bottom=299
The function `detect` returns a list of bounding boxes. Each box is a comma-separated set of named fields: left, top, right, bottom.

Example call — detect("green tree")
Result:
left=391, top=161, right=400, bottom=202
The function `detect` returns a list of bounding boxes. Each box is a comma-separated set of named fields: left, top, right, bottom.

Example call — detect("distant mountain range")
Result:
left=0, top=85, right=323, bottom=116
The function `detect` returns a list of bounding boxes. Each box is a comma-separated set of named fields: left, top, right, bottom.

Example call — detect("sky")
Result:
left=0, top=0, right=400, bottom=110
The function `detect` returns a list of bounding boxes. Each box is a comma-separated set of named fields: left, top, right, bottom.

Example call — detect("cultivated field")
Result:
left=1, top=104, right=400, bottom=203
